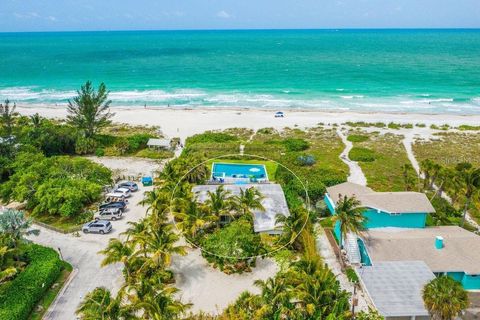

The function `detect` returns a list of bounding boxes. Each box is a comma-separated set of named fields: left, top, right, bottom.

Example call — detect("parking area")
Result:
left=28, top=157, right=163, bottom=319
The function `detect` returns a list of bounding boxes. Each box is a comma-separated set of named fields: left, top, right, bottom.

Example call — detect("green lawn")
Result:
left=29, top=261, right=73, bottom=320
left=206, top=158, right=278, bottom=181
left=32, top=214, right=88, bottom=233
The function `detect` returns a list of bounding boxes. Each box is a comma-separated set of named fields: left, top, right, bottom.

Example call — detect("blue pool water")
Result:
left=212, top=163, right=267, bottom=180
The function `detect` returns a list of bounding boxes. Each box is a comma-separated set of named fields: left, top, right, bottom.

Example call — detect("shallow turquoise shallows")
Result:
left=0, top=29, right=479, bottom=114
left=212, top=163, right=267, bottom=179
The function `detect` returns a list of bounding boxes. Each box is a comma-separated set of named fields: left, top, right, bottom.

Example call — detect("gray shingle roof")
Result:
left=357, top=261, right=435, bottom=317
left=326, top=182, right=435, bottom=213
left=363, top=226, right=480, bottom=274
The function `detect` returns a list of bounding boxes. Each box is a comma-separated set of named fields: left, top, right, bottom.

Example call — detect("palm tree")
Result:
left=458, top=167, right=480, bottom=227
left=205, top=185, right=235, bottom=223
left=423, top=276, right=469, bottom=320
left=67, top=81, right=114, bottom=138
left=234, top=187, right=265, bottom=217
left=175, top=200, right=214, bottom=239
left=401, top=163, right=416, bottom=191
left=0, top=99, right=18, bottom=137
left=0, top=209, right=39, bottom=247
left=136, top=222, right=187, bottom=269
left=331, top=195, right=366, bottom=247
left=133, top=285, right=191, bottom=320
left=275, top=207, right=308, bottom=249
left=76, top=287, right=133, bottom=320
left=420, top=159, right=436, bottom=190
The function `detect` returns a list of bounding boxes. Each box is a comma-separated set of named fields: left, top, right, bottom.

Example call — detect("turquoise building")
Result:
left=324, top=182, right=434, bottom=241
left=325, top=182, right=480, bottom=290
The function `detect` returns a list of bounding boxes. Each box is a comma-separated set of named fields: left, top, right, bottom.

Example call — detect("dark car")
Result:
left=117, top=181, right=139, bottom=192
left=99, top=201, right=127, bottom=212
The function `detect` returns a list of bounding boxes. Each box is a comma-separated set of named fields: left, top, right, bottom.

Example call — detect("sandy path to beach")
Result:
left=337, top=128, right=368, bottom=186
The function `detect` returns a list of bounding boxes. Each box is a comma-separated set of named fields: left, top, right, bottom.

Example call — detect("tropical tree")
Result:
left=0, top=99, right=18, bottom=137
left=457, top=166, right=480, bottom=227
left=331, top=195, right=366, bottom=247
left=0, top=209, right=39, bottom=246
left=205, top=185, right=236, bottom=223
left=175, top=200, right=214, bottom=240
left=276, top=207, right=308, bottom=249
left=234, top=187, right=265, bottom=217
left=76, top=287, right=133, bottom=320
left=132, top=285, right=191, bottom=320
left=423, top=276, right=468, bottom=320
left=67, top=81, right=114, bottom=138
left=401, top=163, right=416, bottom=191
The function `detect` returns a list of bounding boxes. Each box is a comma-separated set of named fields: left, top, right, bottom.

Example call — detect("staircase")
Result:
left=344, top=233, right=361, bottom=264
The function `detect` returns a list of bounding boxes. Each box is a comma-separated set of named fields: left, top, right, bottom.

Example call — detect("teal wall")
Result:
left=462, top=274, right=480, bottom=290
left=358, top=238, right=372, bottom=266
left=324, top=194, right=427, bottom=229
left=445, top=272, right=480, bottom=290
left=363, top=209, right=427, bottom=229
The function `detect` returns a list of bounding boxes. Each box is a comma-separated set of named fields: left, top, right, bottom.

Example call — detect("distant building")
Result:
left=147, top=138, right=171, bottom=150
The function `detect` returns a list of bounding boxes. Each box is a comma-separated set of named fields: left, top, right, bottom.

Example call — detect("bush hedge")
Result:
left=349, top=147, right=376, bottom=162
left=186, top=132, right=238, bottom=145
left=346, top=134, right=369, bottom=143
left=0, top=244, right=63, bottom=320
left=283, top=138, right=310, bottom=152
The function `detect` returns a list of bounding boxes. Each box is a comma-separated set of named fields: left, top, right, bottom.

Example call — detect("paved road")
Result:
left=29, top=186, right=152, bottom=320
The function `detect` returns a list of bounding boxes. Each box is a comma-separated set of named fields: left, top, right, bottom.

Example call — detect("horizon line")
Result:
left=1, top=27, right=480, bottom=34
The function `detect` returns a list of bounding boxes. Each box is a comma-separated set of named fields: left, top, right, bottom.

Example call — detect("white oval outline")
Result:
left=169, top=153, right=310, bottom=260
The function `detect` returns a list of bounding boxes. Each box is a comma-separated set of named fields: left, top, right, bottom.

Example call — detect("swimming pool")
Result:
left=212, top=162, right=268, bottom=181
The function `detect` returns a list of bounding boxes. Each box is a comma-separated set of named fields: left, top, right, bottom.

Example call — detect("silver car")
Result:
left=94, top=208, right=123, bottom=221
left=82, top=220, right=112, bottom=234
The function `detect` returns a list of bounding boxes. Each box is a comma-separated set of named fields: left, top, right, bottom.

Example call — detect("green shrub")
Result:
left=297, top=155, right=316, bottom=166
left=458, top=124, right=480, bottom=131
left=135, top=149, right=174, bottom=159
left=0, top=244, right=63, bottom=320
left=387, top=122, right=401, bottom=130
left=416, top=123, right=426, bottom=128
left=349, top=147, right=375, bottom=162
left=75, top=137, right=97, bottom=155
left=283, top=138, right=309, bottom=151
left=104, top=146, right=121, bottom=156
left=113, top=139, right=130, bottom=155
left=201, top=218, right=262, bottom=273
left=126, top=133, right=153, bottom=152
left=347, top=134, right=369, bottom=143
left=345, top=121, right=385, bottom=128
left=186, top=132, right=238, bottom=145
left=95, top=148, right=105, bottom=157
left=256, top=127, right=277, bottom=135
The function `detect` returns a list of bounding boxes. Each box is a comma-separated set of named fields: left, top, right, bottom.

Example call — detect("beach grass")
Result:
left=413, top=132, right=480, bottom=222
left=350, top=131, right=412, bottom=191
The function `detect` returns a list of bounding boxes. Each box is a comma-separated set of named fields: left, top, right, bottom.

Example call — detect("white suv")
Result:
left=94, top=208, right=123, bottom=221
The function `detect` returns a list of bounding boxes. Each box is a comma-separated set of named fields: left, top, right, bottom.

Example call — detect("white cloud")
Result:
left=216, top=10, right=231, bottom=19
left=47, top=16, right=57, bottom=22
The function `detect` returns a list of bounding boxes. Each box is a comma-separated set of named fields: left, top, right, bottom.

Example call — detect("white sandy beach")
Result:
left=16, top=105, right=480, bottom=141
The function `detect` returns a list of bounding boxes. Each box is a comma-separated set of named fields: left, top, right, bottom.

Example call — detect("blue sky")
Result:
left=1, top=0, right=479, bottom=32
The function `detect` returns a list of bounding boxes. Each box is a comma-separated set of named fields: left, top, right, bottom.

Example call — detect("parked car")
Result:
left=106, top=187, right=131, bottom=198
left=82, top=220, right=112, bottom=234
left=99, top=201, right=127, bottom=212
left=117, top=181, right=139, bottom=192
left=94, top=208, right=123, bottom=221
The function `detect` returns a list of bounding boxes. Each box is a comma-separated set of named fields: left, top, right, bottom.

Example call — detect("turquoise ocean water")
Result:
left=0, top=29, right=479, bottom=114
